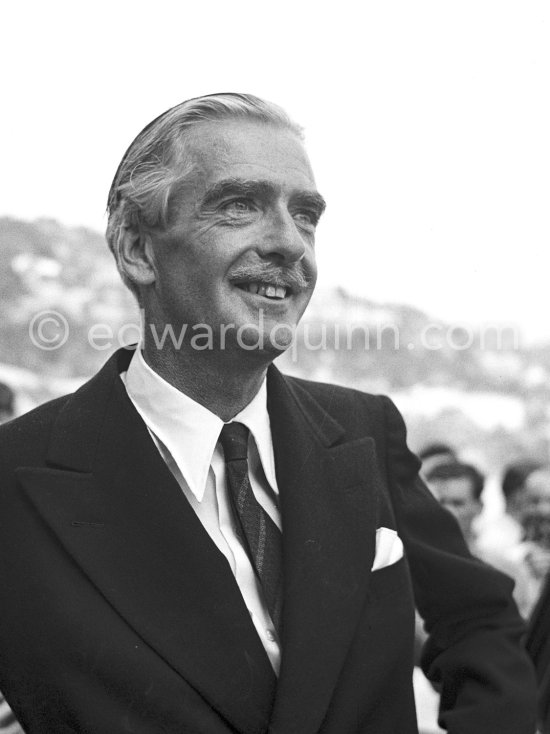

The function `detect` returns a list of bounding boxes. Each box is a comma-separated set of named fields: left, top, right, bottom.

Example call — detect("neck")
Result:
left=141, top=339, right=270, bottom=421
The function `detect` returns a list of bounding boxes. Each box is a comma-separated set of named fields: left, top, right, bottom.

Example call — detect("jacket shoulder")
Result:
left=283, top=374, right=394, bottom=430
left=283, top=374, right=420, bottom=479
left=284, top=374, right=383, bottom=413
left=0, top=394, right=70, bottom=470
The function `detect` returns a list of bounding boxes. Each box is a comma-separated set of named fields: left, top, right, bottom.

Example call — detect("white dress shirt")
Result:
left=122, top=349, right=282, bottom=673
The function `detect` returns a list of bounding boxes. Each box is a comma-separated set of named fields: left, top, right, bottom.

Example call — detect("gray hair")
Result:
left=106, top=93, right=303, bottom=292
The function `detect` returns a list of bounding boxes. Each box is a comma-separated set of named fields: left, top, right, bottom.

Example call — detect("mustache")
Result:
left=229, top=262, right=310, bottom=291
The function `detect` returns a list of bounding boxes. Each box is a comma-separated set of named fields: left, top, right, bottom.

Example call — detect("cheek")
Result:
left=307, top=262, right=318, bottom=288
left=305, top=252, right=318, bottom=288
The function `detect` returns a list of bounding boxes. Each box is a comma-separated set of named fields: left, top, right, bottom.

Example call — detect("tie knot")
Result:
left=219, top=422, right=250, bottom=462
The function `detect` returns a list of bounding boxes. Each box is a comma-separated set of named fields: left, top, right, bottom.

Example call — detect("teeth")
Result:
left=242, top=282, right=288, bottom=298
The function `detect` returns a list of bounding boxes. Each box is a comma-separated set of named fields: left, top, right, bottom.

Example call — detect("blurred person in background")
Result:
left=413, top=447, right=459, bottom=734
left=424, top=462, right=483, bottom=550
left=428, top=459, right=550, bottom=730
left=414, top=458, right=539, bottom=732
left=416, top=460, right=484, bottom=660
left=417, top=443, right=457, bottom=481
left=515, top=465, right=550, bottom=732
left=425, top=460, right=534, bottom=618
left=501, top=460, right=543, bottom=546
left=518, top=469, right=550, bottom=556
left=413, top=461, right=486, bottom=733
left=507, top=468, right=550, bottom=617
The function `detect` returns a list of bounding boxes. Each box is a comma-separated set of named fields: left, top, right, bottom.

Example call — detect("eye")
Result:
left=292, top=209, right=319, bottom=229
left=222, top=198, right=255, bottom=215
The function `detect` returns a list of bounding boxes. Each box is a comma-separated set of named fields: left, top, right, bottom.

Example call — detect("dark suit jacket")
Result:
left=527, top=574, right=550, bottom=732
left=0, top=347, right=537, bottom=733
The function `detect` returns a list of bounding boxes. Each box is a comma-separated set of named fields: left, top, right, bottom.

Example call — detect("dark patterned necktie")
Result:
left=219, top=422, right=283, bottom=636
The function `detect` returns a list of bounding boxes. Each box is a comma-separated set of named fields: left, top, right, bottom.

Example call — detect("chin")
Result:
left=236, top=323, right=296, bottom=355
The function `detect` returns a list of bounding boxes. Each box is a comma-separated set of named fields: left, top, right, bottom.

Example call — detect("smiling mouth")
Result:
left=235, top=282, right=289, bottom=299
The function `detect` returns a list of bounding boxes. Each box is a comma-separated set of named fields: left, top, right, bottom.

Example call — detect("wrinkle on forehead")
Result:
left=184, top=120, right=313, bottom=178
left=164, top=119, right=318, bottom=227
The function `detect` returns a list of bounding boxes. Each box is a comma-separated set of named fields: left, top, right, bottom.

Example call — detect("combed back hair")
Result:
left=418, top=443, right=457, bottom=463
left=426, top=461, right=485, bottom=501
left=106, top=93, right=303, bottom=291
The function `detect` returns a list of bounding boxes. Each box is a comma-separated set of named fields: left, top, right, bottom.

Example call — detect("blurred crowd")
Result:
left=1, top=380, right=549, bottom=733
left=416, top=442, right=550, bottom=733
left=420, top=444, right=550, bottom=619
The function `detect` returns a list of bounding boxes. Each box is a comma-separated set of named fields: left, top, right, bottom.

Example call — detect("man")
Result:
left=506, top=467, right=550, bottom=617
left=417, top=443, right=457, bottom=482
left=0, top=93, right=537, bottom=733
left=424, top=461, right=484, bottom=549
left=502, top=460, right=542, bottom=544
left=425, top=460, right=536, bottom=619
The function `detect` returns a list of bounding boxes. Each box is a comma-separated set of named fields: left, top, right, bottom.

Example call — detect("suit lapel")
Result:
left=18, top=349, right=381, bottom=733
left=266, top=368, right=379, bottom=734
left=18, top=348, right=276, bottom=734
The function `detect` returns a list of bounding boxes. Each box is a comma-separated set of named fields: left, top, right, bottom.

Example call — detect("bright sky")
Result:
left=2, top=1, right=549, bottom=343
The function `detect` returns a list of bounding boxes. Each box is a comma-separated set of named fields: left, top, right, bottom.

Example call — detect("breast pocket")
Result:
left=367, top=556, right=410, bottom=602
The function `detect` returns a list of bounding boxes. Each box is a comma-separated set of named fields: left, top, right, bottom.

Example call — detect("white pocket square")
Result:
left=371, top=527, right=404, bottom=571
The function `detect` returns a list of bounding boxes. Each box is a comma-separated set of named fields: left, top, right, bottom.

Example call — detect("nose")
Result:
left=256, top=205, right=307, bottom=264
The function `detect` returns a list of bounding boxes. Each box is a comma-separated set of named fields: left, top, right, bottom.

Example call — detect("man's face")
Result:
left=145, top=120, right=324, bottom=358
left=420, top=451, right=456, bottom=480
left=520, top=470, right=550, bottom=547
left=430, top=477, right=481, bottom=542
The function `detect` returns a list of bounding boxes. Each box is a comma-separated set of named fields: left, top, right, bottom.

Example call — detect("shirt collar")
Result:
left=123, top=348, right=278, bottom=502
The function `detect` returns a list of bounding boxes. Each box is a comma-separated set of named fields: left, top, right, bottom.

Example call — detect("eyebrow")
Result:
left=292, top=191, right=327, bottom=219
left=200, top=178, right=327, bottom=217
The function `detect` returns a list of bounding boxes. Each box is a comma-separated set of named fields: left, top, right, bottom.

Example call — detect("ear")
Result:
left=114, top=226, right=157, bottom=288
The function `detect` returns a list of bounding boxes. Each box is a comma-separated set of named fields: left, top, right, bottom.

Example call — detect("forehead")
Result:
left=182, top=120, right=316, bottom=192
left=434, top=477, right=475, bottom=500
left=525, top=471, right=550, bottom=498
